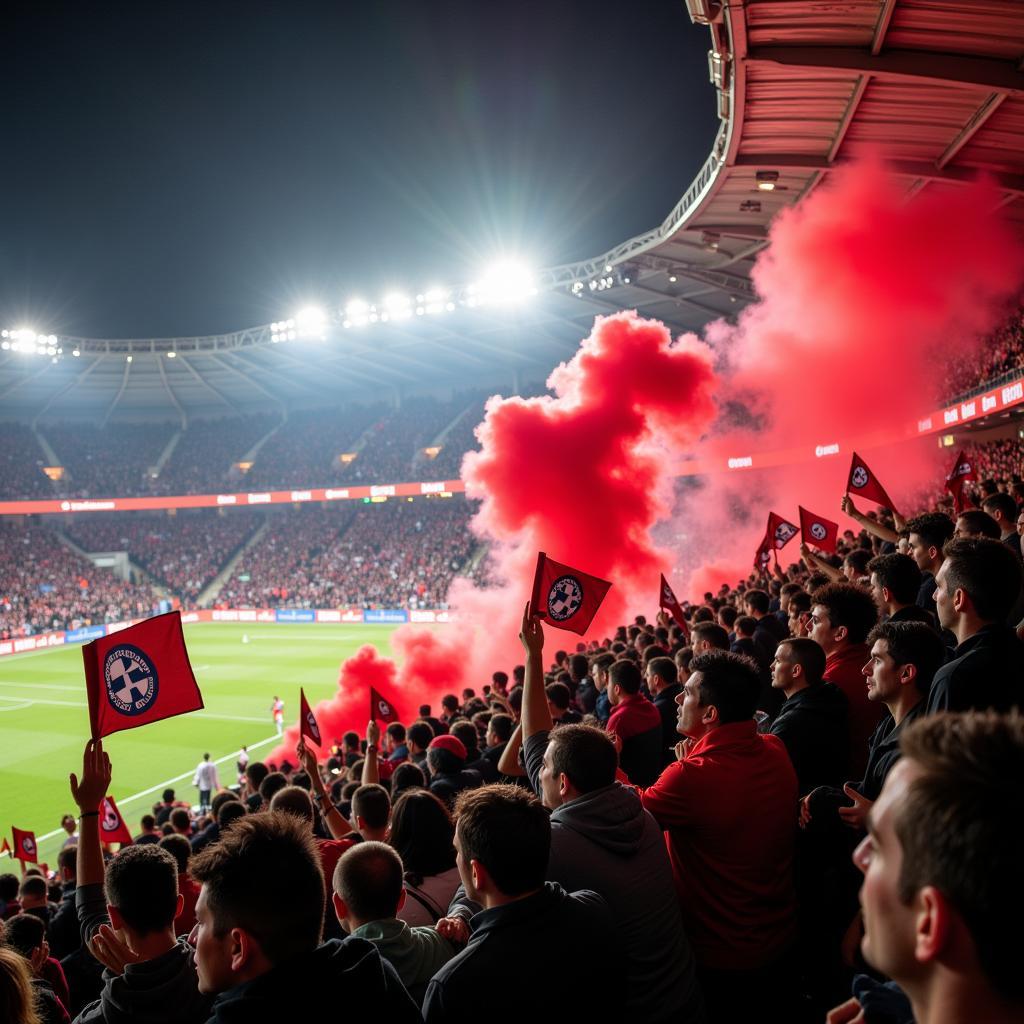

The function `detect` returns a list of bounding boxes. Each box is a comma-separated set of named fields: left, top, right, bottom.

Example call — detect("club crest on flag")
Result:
left=851, top=466, right=869, bottom=488
left=102, top=799, right=120, bottom=834
left=377, top=699, right=391, bottom=717
left=305, top=711, right=320, bottom=742
left=20, top=836, right=35, bottom=857
left=810, top=522, right=827, bottom=541
left=104, top=644, right=159, bottom=716
left=547, top=575, right=584, bottom=622
left=774, top=522, right=798, bottom=544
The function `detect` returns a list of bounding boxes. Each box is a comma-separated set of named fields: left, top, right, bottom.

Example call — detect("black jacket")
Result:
left=207, top=938, right=420, bottom=1023
left=856, top=701, right=925, bottom=801
left=428, top=769, right=482, bottom=808
left=652, top=684, right=683, bottom=768
left=769, top=683, right=850, bottom=793
left=48, top=883, right=81, bottom=960
left=926, top=624, right=1024, bottom=714
left=423, top=883, right=618, bottom=1023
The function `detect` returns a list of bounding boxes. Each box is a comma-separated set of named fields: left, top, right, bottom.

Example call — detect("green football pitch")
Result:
left=0, top=622, right=406, bottom=869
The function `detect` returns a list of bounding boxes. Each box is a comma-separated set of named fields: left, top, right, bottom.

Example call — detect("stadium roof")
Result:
left=2, top=0, right=1022, bottom=424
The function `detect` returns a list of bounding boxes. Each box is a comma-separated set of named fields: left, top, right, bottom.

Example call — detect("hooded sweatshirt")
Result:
left=206, top=937, right=421, bottom=1023
left=769, top=682, right=850, bottom=793
left=75, top=882, right=212, bottom=1024
left=524, top=730, right=703, bottom=1024
left=351, top=918, right=455, bottom=1005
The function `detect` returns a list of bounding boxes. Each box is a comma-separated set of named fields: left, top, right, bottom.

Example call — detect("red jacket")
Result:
left=639, top=720, right=798, bottom=970
left=823, top=644, right=880, bottom=779
left=607, top=692, right=665, bottom=787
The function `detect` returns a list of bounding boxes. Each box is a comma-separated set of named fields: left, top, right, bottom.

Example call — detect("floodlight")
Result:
left=126, top=355, right=133, bottom=363
left=383, top=293, right=411, bottom=319
left=475, top=261, right=537, bottom=304
left=167, top=351, right=176, bottom=358
left=756, top=170, right=779, bottom=191
left=295, top=306, right=327, bottom=337
left=72, top=349, right=80, bottom=357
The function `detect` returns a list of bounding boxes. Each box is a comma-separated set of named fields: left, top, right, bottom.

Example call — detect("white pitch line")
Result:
left=0, top=734, right=280, bottom=860
left=0, top=681, right=84, bottom=693
left=0, top=701, right=32, bottom=713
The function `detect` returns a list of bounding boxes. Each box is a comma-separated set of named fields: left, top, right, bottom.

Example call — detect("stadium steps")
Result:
left=410, top=398, right=479, bottom=477
left=150, top=430, right=183, bottom=480
left=32, top=428, right=62, bottom=486
left=195, top=518, right=271, bottom=607
left=54, top=529, right=168, bottom=596
left=462, top=541, right=489, bottom=575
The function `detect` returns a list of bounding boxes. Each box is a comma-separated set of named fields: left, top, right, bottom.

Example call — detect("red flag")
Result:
left=99, top=796, right=133, bottom=846
left=799, top=505, right=839, bottom=554
left=945, top=450, right=976, bottom=515
left=659, top=574, right=689, bottom=639
left=83, top=611, right=203, bottom=741
left=530, top=552, right=612, bottom=636
left=299, top=688, right=322, bottom=748
left=370, top=686, right=399, bottom=725
left=767, top=512, right=799, bottom=551
left=0, top=838, right=10, bottom=856
left=847, top=451, right=896, bottom=509
left=12, top=828, right=37, bottom=863
left=753, top=532, right=772, bottom=572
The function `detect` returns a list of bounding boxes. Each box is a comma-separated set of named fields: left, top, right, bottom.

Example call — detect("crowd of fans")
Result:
left=0, top=424, right=54, bottom=499
left=4, top=486, right=1023, bottom=1021
left=218, top=497, right=476, bottom=610
left=66, top=512, right=263, bottom=604
left=942, top=306, right=1024, bottom=398
left=0, top=521, right=155, bottom=639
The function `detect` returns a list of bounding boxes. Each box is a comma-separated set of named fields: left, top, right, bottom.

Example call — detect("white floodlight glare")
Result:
left=422, top=287, right=448, bottom=315
left=344, top=299, right=370, bottom=328
left=383, top=293, right=411, bottom=320
left=271, top=316, right=298, bottom=343
left=72, top=349, right=81, bottom=357
left=294, top=306, right=327, bottom=338
left=474, top=261, right=537, bottom=305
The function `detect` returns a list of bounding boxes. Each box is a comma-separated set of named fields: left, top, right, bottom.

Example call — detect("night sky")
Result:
left=2, top=2, right=718, bottom=339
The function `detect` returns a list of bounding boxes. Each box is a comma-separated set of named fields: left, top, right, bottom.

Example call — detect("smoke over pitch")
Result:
left=268, top=159, right=1024, bottom=754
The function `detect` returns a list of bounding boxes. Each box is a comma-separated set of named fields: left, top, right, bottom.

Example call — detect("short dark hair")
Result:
left=407, top=721, right=435, bottom=751
left=906, top=512, right=955, bottom=552
left=158, top=833, right=192, bottom=873
left=140, top=814, right=156, bottom=831
left=269, top=785, right=314, bottom=823
left=942, top=536, right=1023, bottom=623
left=441, top=694, right=459, bottom=712
left=568, top=653, right=589, bottom=681
left=0, top=875, right=18, bottom=902
left=58, top=844, right=77, bottom=877
left=609, top=658, right=642, bottom=694
left=190, top=811, right=324, bottom=965
left=777, top=638, right=826, bottom=686
left=389, top=789, right=455, bottom=880
left=492, top=671, right=508, bottom=687
left=744, top=589, right=770, bottom=614
left=454, top=784, right=550, bottom=897
left=591, top=653, right=615, bottom=674
left=867, top=553, right=922, bottom=605
left=646, top=656, right=677, bottom=686
left=217, top=800, right=247, bottom=829
left=385, top=722, right=406, bottom=743
left=352, top=784, right=391, bottom=829
left=105, top=844, right=180, bottom=935
left=956, top=509, right=1001, bottom=539
left=18, top=876, right=46, bottom=900
left=450, top=721, right=480, bottom=754
left=789, top=590, right=812, bottom=615
left=259, top=771, right=289, bottom=804
left=162, top=789, right=175, bottom=803
left=544, top=682, right=572, bottom=710
left=390, top=761, right=426, bottom=795
left=844, top=549, right=873, bottom=575
left=245, top=761, right=269, bottom=789
left=691, top=622, right=730, bottom=650
left=487, top=713, right=514, bottom=743
left=896, top=712, right=1024, bottom=1000
left=2, top=914, right=45, bottom=957
left=982, top=491, right=1017, bottom=523
left=812, top=582, right=879, bottom=644
left=169, top=808, right=191, bottom=832
left=735, top=615, right=757, bottom=638
left=717, top=605, right=739, bottom=628
left=866, top=621, right=946, bottom=694
left=690, top=650, right=760, bottom=724
left=333, top=841, right=404, bottom=923
left=547, top=725, right=618, bottom=794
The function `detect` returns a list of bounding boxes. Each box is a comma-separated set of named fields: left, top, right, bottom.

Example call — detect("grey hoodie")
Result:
left=525, top=730, right=704, bottom=1024
left=351, top=918, right=455, bottom=1005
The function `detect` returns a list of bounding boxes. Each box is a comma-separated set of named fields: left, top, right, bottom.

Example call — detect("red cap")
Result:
left=429, top=734, right=467, bottom=761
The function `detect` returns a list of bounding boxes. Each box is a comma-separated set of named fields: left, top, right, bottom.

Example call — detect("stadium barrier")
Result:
left=0, top=607, right=450, bottom=659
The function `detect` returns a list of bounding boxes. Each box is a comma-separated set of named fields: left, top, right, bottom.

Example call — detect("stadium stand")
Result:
left=0, top=422, right=54, bottom=499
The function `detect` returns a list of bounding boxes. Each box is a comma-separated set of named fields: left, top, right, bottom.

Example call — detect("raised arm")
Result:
left=70, top=740, right=114, bottom=943
left=361, top=720, right=381, bottom=786
left=799, top=543, right=843, bottom=583
left=297, top=739, right=350, bottom=840
left=519, top=602, right=552, bottom=741
left=841, top=494, right=899, bottom=543
left=497, top=723, right=527, bottom=778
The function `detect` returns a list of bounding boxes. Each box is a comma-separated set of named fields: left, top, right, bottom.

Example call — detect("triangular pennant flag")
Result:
left=0, top=837, right=10, bottom=856
left=767, top=512, right=800, bottom=551
left=12, top=827, right=37, bottom=863
left=659, top=574, right=689, bottom=640
left=847, top=451, right=896, bottom=510
left=945, top=450, right=976, bottom=515
left=299, top=688, right=322, bottom=747
left=799, top=505, right=839, bottom=554
left=530, top=552, right=612, bottom=636
left=99, top=796, right=133, bottom=846
left=83, top=611, right=203, bottom=741
left=754, top=532, right=773, bottom=572
left=370, top=686, right=399, bottom=725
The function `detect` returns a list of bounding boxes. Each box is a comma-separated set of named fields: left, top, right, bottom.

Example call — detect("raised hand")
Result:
left=89, top=923, right=143, bottom=974
left=518, top=602, right=544, bottom=656
left=366, top=719, right=381, bottom=747
left=840, top=494, right=859, bottom=518
left=296, top=739, right=318, bottom=778
left=838, top=784, right=872, bottom=831
left=70, top=739, right=111, bottom=813
left=435, top=916, right=470, bottom=945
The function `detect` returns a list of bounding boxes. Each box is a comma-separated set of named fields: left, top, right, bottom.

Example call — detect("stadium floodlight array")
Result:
left=1, top=328, right=62, bottom=362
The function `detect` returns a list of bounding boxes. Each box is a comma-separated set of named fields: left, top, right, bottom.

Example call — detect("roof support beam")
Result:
left=937, top=92, right=1006, bottom=168
left=31, top=357, right=106, bottom=428
left=210, top=354, right=288, bottom=412
left=157, top=353, right=187, bottom=429
left=871, top=0, right=897, bottom=55
left=731, top=153, right=1024, bottom=196
left=178, top=355, right=245, bottom=415
left=100, top=357, right=133, bottom=428
left=745, top=46, right=1024, bottom=96
left=828, top=74, right=870, bottom=163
